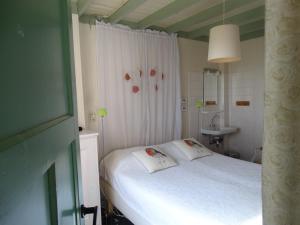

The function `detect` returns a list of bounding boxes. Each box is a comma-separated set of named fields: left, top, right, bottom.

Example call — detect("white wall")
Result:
left=178, top=38, right=219, bottom=138
left=79, top=22, right=98, bottom=131
left=72, top=14, right=86, bottom=128
left=227, top=37, right=265, bottom=161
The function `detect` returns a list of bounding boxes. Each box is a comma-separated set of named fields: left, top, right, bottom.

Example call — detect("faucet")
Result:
left=210, top=113, right=220, bottom=130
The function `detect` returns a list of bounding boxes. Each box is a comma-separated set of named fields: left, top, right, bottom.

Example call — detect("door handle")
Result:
left=81, top=204, right=98, bottom=225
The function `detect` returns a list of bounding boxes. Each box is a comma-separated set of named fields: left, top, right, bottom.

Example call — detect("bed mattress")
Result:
left=101, top=142, right=262, bottom=225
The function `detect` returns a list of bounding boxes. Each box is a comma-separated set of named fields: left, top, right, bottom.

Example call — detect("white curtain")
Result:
left=96, top=22, right=181, bottom=155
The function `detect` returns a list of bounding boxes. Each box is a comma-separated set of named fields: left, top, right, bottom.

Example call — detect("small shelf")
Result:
left=79, top=130, right=99, bottom=139
left=200, top=109, right=224, bottom=114
left=201, top=127, right=238, bottom=136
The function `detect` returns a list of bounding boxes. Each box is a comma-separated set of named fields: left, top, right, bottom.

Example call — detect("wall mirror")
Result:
left=203, top=68, right=221, bottom=109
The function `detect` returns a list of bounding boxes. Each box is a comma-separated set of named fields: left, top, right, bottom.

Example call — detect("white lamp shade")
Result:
left=208, top=24, right=241, bottom=63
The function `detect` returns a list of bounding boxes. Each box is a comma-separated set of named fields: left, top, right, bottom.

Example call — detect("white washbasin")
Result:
left=201, top=127, right=238, bottom=136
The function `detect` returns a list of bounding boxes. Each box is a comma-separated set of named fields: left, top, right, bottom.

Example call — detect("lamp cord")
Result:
left=222, top=0, right=225, bottom=24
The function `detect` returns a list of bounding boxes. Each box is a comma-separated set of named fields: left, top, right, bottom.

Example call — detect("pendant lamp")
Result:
left=208, top=0, right=241, bottom=63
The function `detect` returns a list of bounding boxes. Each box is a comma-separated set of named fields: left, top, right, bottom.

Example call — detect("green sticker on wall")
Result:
left=195, top=100, right=203, bottom=109
left=97, top=108, right=108, bottom=118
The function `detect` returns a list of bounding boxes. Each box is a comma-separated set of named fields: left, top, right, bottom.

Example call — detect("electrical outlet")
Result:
left=89, top=112, right=97, bottom=122
left=181, top=97, right=187, bottom=104
left=181, top=103, right=188, bottom=111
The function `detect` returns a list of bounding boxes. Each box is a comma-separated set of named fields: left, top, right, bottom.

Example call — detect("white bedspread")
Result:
left=102, top=142, right=262, bottom=225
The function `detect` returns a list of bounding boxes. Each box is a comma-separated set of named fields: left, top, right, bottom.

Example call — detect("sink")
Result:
left=201, top=127, right=238, bottom=136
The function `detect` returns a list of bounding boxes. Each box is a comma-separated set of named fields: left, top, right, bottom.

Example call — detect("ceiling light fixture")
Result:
left=208, top=0, right=241, bottom=63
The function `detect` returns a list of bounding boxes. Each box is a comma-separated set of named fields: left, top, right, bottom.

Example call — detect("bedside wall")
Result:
left=72, top=14, right=86, bottom=128
left=178, top=38, right=219, bottom=138
left=227, top=37, right=265, bottom=161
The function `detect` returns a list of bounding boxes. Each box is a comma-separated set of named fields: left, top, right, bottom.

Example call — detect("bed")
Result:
left=101, top=141, right=262, bottom=225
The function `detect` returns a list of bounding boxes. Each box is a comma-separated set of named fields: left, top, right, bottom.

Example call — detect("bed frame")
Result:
left=101, top=178, right=152, bottom=225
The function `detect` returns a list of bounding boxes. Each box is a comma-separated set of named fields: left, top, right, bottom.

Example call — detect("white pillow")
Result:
left=172, top=138, right=212, bottom=160
left=132, top=146, right=177, bottom=173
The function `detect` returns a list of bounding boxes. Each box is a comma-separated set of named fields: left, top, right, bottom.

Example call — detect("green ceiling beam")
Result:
left=177, top=31, right=189, bottom=39
left=166, top=0, right=258, bottom=33
left=79, top=18, right=167, bottom=32
left=77, top=8, right=265, bottom=43
left=77, top=0, right=94, bottom=16
left=80, top=16, right=264, bottom=42
left=137, top=0, right=201, bottom=29
left=239, top=19, right=265, bottom=35
left=191, top=20, right=265, bottom=40
left=119, top=20, right=139, bottom=28
left=188, top=6, right=264, bottom=38
left=106, top=0, right=146, bottom=24
left=118, top=20, right=171, bottom=33
left=176, top=31, right=208, bottom=42
left=194, top=30, right=264, bottom=42
left=196, top=36, right=209, bottom=42
left=190, top=20, right=265, bottom=43
left=240, top=29, right=264, bottom=41
left=147, top=25, right=168, bottom=32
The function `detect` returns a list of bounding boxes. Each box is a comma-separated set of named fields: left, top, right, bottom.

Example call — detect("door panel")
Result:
left=55, top=144, right=77, bottom=225
left=0, top=0, right=71, bottom=138
left=0, top=118, right=82, bottom=225
left=0, top=0, right=83, bottom=224
left=2, top=166, right=52, bottom=225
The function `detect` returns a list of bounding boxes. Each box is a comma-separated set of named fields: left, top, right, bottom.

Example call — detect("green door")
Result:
left=0, top=0, right=84, bottom=225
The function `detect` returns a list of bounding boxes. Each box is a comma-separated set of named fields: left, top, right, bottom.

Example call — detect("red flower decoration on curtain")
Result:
left=150, top=69, right=156, bottom=76
left=132, top=85, right=140, bottom=93
left=125, top=73, right=131, bottom=80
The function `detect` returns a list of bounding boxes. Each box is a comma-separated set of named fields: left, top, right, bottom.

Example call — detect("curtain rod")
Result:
left=78, top=15, right=169, bottom=34
left=79, top=15, right=106, bottom=25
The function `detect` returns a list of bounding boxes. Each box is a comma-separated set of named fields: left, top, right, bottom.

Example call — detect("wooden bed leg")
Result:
left=107, top=200, right=114, bottom=215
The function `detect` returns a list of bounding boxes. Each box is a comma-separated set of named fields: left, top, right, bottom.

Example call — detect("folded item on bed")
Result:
left=172, top=138, right=212, bottom=160
left=132, top=146, right=177, bottom=173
